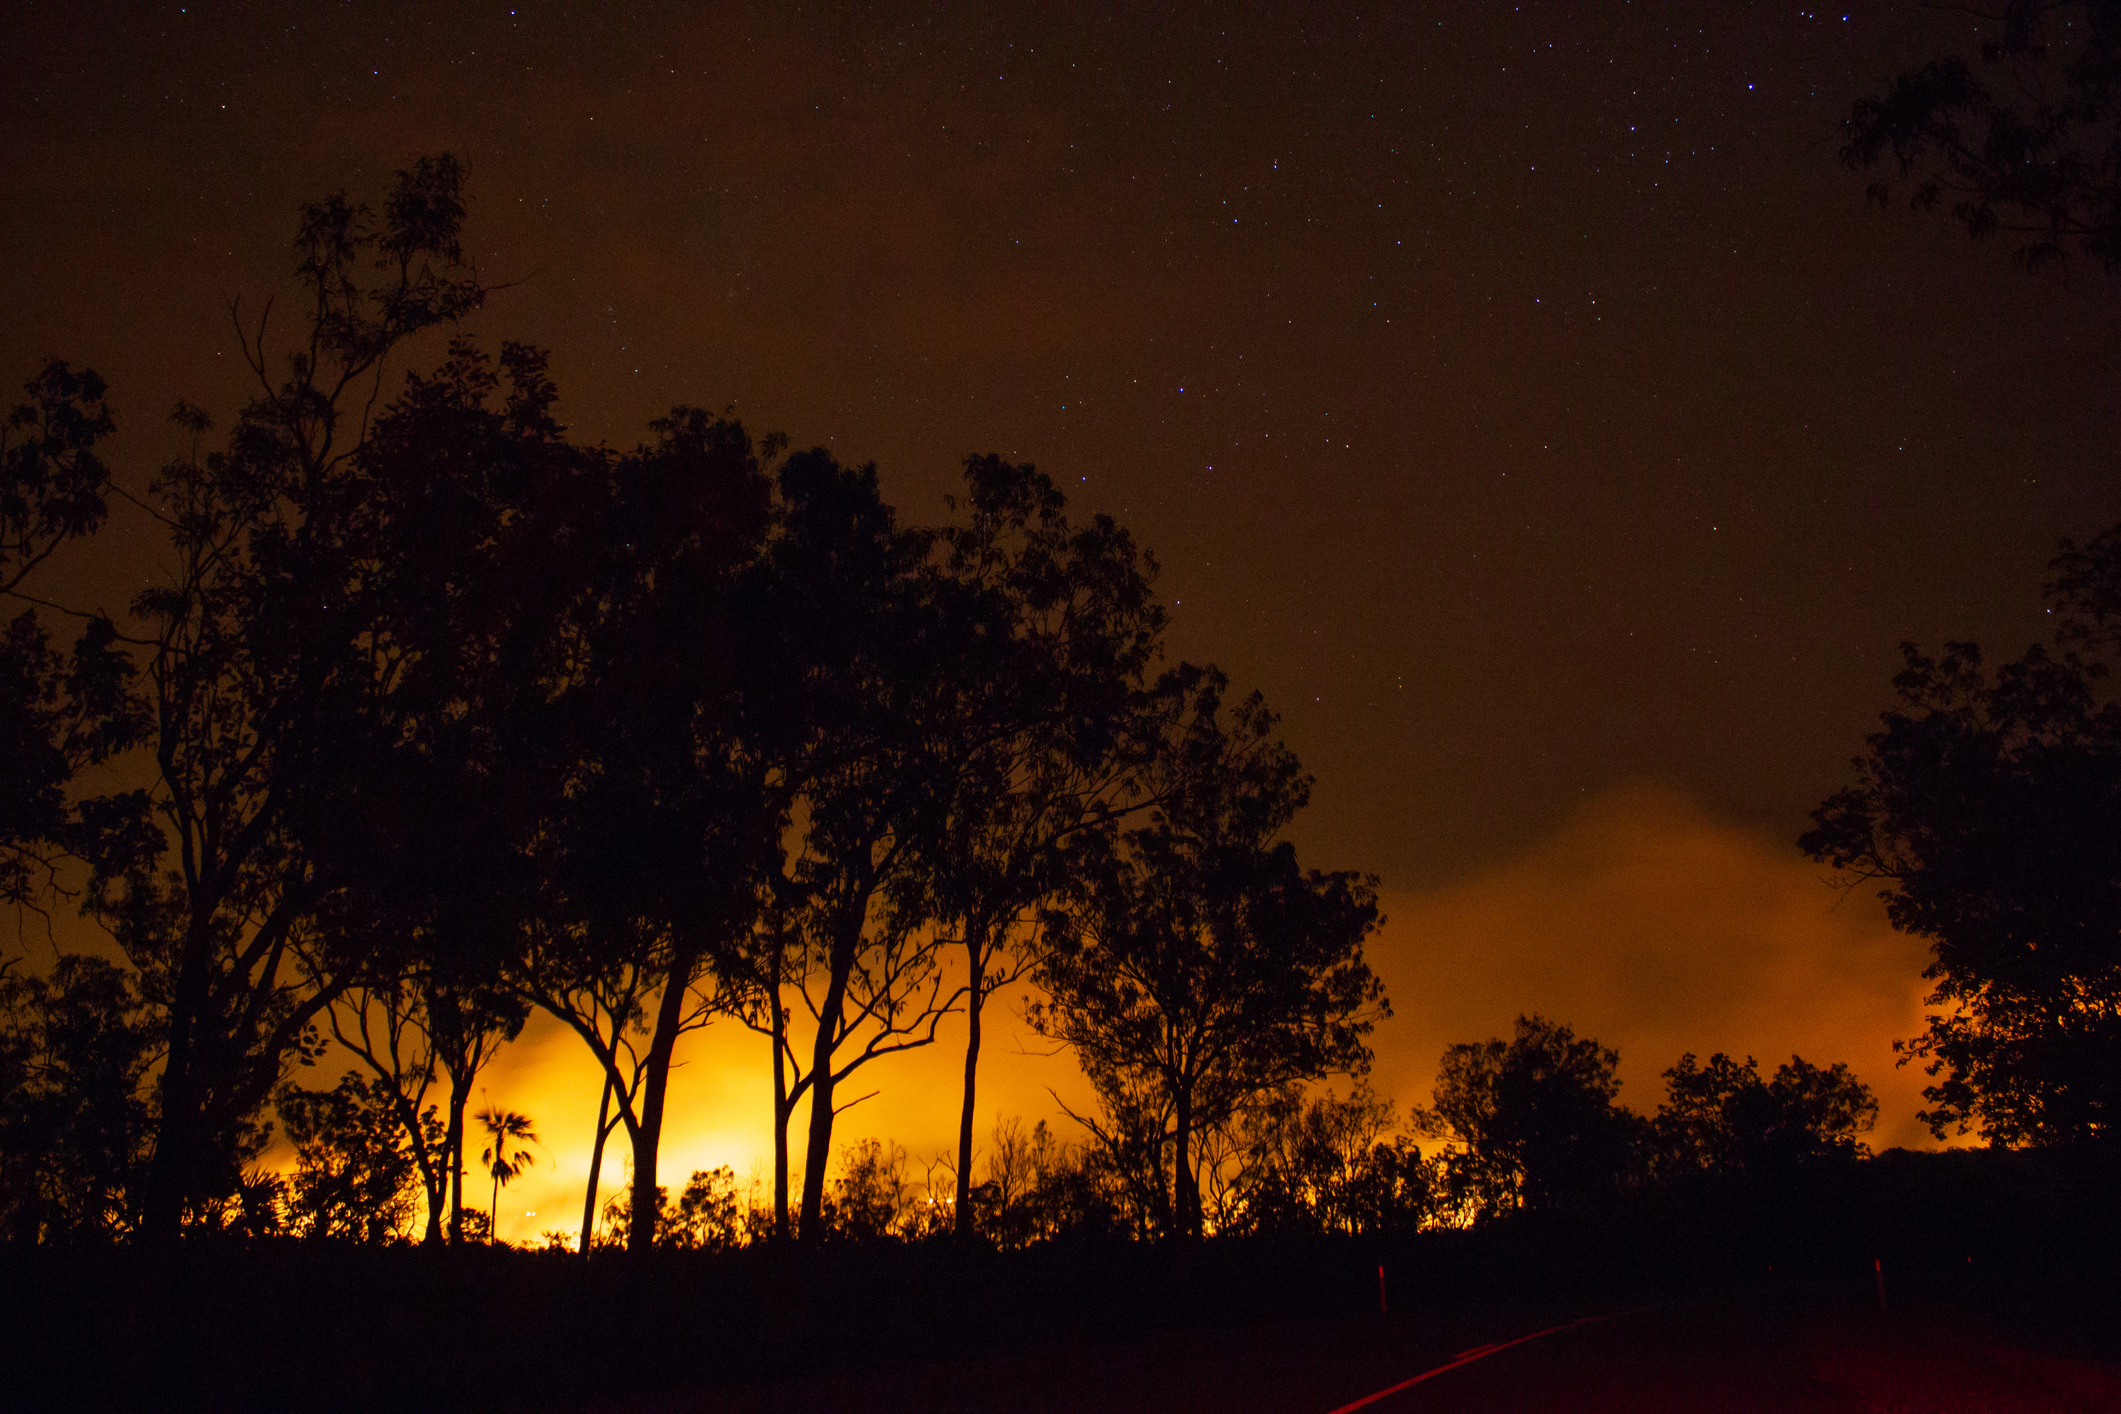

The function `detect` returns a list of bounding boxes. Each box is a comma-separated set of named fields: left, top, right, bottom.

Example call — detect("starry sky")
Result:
left=5, top=3, right=2117, bottom=1223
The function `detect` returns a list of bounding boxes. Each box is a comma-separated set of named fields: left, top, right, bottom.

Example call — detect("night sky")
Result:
left=5, top=3, right=2116, bottom=1230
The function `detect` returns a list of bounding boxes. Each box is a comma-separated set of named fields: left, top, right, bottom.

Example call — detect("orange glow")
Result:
left=1360, top=783, right=1939, bottom=1153
left=468, top=783, right=1943, bottom=1244
left=476, top=983, right=1101, bottom=1246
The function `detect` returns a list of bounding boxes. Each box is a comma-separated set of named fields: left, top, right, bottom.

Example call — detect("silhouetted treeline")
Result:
left=232, top=1008, right=1885, bottom=1254
left=1418, top=1015, right=1880, bottom=1227
left=0, top=157, right=1391, bottom=1250
left=5, top=156, right=2078, bottom=1271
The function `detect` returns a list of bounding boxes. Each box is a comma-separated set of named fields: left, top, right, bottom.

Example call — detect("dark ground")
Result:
left=5, top=1149, right=2117, bottom=1413
left=661, top=1277, right=2121, bottom=1414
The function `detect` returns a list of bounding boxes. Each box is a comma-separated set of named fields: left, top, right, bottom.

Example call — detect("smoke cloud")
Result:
left=1363, top=784, right=1938, bottom=1151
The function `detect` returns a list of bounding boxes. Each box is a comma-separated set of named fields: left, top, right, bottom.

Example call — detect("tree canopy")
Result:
left=1845, top=0, right=2121, bottom=273
left=1419, top=1014, right=1644, bottom=1221
left=1653, top=1052, right=1878, bottom=1178
left=1802, top=524, right=2121, bottom=1146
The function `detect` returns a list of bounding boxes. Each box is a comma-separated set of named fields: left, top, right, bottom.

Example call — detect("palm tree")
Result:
left=477, top=1105, right=540, bottom=1245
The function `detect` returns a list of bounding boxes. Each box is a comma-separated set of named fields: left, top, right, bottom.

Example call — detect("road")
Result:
left=1327, top=1290, right=2119, bottom=1413
left=636, top=1277, right=2120, bottom=1414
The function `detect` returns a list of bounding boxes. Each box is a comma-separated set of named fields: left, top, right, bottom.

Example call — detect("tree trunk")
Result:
left=770, top=981, right=792, bottom=1242
left=1173, top=1081, right=1198, bottom=1239
left=580, top=1068, right=614, bottom=1253
left=139, top=911, right=215, bottom=1240
left=408, top=1104, right=446, bottom=1244
left=797, top=1042, right=836, bottom=1238
left=446, top=1085, right=470, bottom=1242
left=954, top=932, right=987, bottom=1240
left=363, top=1058, right=446, bottom=1246
left=796, top=921, right=859, bottom=1239
left=627, top=939, right=704, bottom=1253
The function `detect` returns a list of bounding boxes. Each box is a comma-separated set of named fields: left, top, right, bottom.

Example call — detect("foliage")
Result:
left=973, top=1117, right=1067, bottom=1248
left=279, top=1071, right=423, bottom=1242
left=1801, top=525, right=2121, bottom=1145
left=1844, top=0, right=2121, bottom=273
left=593, top=1143, right=957, bottom=1248
left=1419, top=1015, right=1646, bottom=1223
left=969, top=1096, right=1431, bottom=1246
left=665, top=1166, right=754, bottom=1250
left=0, top=954, right=156, bottom=1242
left=179, top=1168, right=292, bottom=1239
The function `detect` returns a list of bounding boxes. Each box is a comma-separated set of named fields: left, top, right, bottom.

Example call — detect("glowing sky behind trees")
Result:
left=4, top=3, right=2114, bottom=1241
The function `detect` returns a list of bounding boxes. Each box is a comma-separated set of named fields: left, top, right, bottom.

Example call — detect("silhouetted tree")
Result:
left=1032, top=674, right=1387, bottom=1238
left=821, top=1138, right=921, bottom=1242
left=279, top=1071, right=422, bottom=1242
left=1653, top=1053, right=1878, bottom=1180
left=518, top=912, right=730, bottom=1253
left=538, top=942, right=677, bottom=1257
left=323, top=346, right=769, bottom=1255
left=59, top=155, right=489, bottom=1238
left=319, top=970, right=527, bottom=1245
left=511, top=406, right=790, bottom=1252
left=1802, top=525, right=2121, bottom=1146
left=971, top=1116, right=1055, bottom=1248
left=924, top=454, right=1169, bottom=1240
left=0, top=361, right=141, bottom=911
left=1336, top=1133, right=1435, bottom=1236
left=1071, top=1068, right=1185, bottom=1239
left=597, top=1164, right=758, bottom=1251
left=756, top=449, right=1006, bottom=1243
left=313, top=982, right=445, bottom=1241
left=1420, top=1015, right=1645, bottom=1223
left=665, top=1166, right=752, bottom=1250
left=319, top=379, right=791, bottom=1259
left=0, top=359, right=115, bottom=599
left=724, top=452, right=915, bottom=1243
left=1845, top=0, right=2121, bottom=273
left=477, top=1105, right=538, bottom=1244
left=958, top=1116, right=1132, bottom=1247
left=737, top=901, right=812, bottom=1242
left=587, top=418, right=779, bottom=1248
left=0, top=954, right=155, bottom=1241
left=283, top=336, right=577, bottom=1243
